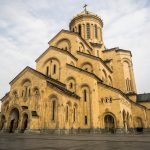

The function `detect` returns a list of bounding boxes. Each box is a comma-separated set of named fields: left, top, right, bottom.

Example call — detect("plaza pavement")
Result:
left=0, top=133, right=150, bottom=150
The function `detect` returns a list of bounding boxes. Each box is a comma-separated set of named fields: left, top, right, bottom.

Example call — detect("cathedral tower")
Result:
left=69, top=6, right=103, bottom=44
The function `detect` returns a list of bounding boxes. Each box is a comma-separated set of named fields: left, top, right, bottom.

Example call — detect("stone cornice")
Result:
left=9, top=66, right=66, bottom=87
left=69, top=14, right=103, bottom=28
left=47, top=81, right=80, bottom=99
left=77, top=51, right=113, bottom=73
left=35, top=46, right=78, bottom=63
left=103, top=48, right=132, bottom=57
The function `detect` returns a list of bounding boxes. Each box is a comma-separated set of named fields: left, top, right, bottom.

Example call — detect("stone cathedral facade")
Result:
left=1, top=9, right=150, bottom=134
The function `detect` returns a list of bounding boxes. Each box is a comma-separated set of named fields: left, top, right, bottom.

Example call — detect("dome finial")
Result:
left=83, top=4, right=88, bottom=12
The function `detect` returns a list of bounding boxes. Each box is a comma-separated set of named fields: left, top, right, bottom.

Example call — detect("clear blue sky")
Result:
left=0, top=0, right=150, bottom=102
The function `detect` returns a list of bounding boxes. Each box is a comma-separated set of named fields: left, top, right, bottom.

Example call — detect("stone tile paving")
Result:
left=0, top=133, right=150, bottom=150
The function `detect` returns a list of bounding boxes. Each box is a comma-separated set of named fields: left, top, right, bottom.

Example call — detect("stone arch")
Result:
left=33, top=86, right=40, bottom=96
left=20, top=112, right=29, bottom=133
left=49, top=94, right=58, bottom=122
left=103, top=112, right=116, bottom=133
left=73, top=103, right=78, bottom=123
left=21, top=79, right=32, bottom=99
left=122, top=59, right=133, bottom=92
left=56, top=38, right=71, bottom=52
left=21, top=78, right=31, bottom=86
left=134, top=117, right=143, bottom=128
left=43, top=57, right=60, bottom=80
left=81, top=85, right=91, bottom=126
left=7, top=107, right=20, bottom=133
left=66, top=77, right=76, bottom=92
left=81, top=62, right=93, bottom=72
left=65, top=101, right=72, bottom=123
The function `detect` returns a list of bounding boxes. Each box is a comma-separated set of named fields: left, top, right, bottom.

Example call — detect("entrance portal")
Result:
left=104, top=115, right=115, bottom=133
left=21, top=114, right=28, bottom=133
left=9, top=108, right=19, bottom=133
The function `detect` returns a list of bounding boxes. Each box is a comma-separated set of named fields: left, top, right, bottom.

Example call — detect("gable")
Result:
left=48, top=29, right=92, bottom=52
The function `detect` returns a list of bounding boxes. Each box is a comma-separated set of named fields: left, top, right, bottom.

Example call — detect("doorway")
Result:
left=104, top=115, right=115, bottom=133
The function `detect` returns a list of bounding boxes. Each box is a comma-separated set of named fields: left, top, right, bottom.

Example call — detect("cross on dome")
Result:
left=83, top=4, right=88, bottom=11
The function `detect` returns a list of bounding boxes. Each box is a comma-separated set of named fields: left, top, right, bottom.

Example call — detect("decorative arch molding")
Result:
left=133, top=116, right=144, bottom=128
left=81, top=62, right=93, bottom=72
left=49, top=94, right=58, bottom=100
left=102, top=112, right=117, bottom=128
left=43, top=57, right=61, bottom=80
left=7, top=104, right=22, bottom=118
left=21, top=78, right=32, bottom=86
left=43, top=57, right=60, bottom=67
left=56, top=38, right=71, bottom=52
left=80, top=84, right=91, bottom=91
left=121, top=58, right=132, bottom=67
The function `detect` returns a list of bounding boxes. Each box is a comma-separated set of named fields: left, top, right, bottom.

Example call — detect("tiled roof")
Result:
left=137, top=93, right=150, bottom=102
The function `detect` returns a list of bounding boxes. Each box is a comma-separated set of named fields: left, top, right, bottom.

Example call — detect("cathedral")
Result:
left=0, top=8, right=150, bottom=134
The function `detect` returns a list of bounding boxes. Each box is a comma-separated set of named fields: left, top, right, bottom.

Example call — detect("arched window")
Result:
left=73, top=106, right=77, bottom=122
left=85, top=116, right=88, bottom=125
left=53, top=64, right=56, bottom=74
left=94, top=24, right=98, bottom=38
left=67, top=77, right=76, bottom=92
left=46, top=66, right=49, bottom=76
left=22, top=79, right=31, bottom=99
left=84, top=89, right=87, bottom=102
left=66, top=105, right=69, bottom=122
left=82, top=63, right=93, bottom=72
left=78, top=24, right=82, bottom=36
left=69, top=82, right=73, bottom=89
left=33, top=87, right=40, bottom=96
left=52, top=100, right=56, bottom=121
left=86, top=23, right=90, bottom=39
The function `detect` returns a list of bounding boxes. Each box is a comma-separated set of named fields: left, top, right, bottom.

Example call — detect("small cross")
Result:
left=83, top=4, right=88, bottom=11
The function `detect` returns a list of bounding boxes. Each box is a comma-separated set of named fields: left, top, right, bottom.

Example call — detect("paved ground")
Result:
left=0, top=133, right=150, bottom=150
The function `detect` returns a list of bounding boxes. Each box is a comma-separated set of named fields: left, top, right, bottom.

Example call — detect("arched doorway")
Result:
left=0, top=115, right=6, bottom=130
left=135, top=117, right=143, bottom=133
left=9, top=108, right=19, bottom=133
left=21, top=114, right=28, bottom=133
left=104, top=114, right=115, bottom=133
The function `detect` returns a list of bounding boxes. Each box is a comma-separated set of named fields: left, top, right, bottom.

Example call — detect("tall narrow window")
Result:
left=84, top=89, right=87, bottom=102
left=86, top=23, right=90, bottom=39
left=66, top=105, right=69, bottom=121
left=69, top=82, right=73, bottom=89
left=53, top=64, right=56, bottom=74
left=94, top=24, right=98, bottom=38
left=85, top=116, right=88, bottom=125
left=28, top=88, right=31, bottom=96
left=52, top=100, right=56, bottom=121
left=25, top=87, right=28, bottom=97
left=73, top=107, right=76, bottom=122
left=78, top=24, right=82, bottom=36
left=46, top=66, right=49, bottom=76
